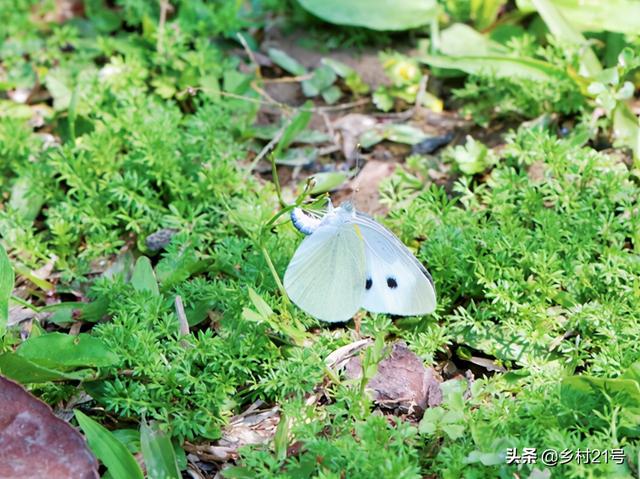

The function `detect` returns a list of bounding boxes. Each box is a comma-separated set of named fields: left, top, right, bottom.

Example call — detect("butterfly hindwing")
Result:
left=284, top=222, right=367, bottom=322
left=355, top=213, right=436, bottom=316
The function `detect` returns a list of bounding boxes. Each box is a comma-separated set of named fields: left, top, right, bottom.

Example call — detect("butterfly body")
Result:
left=284, top=201, right=436, bottom=322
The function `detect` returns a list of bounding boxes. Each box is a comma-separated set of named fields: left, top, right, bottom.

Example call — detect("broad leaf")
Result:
left=17, top=332, right=118, bottom=370
left=296, top=0, right=438, bottom=31
left=75, top=411, right=144, bottom=479
left=140, top=421, right=181, bottom=479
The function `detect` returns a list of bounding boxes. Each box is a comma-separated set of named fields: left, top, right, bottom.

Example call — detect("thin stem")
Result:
left=270, top=153, right=286, bottom=208
left=261, top=246, right=289, bottom=307
left=157, top=0, right=170, bottom=55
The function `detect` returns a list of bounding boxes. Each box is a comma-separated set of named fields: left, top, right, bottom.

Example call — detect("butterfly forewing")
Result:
left=284, top=223, right=367, bottom=322
left=355, top=214, right=436, bottom=316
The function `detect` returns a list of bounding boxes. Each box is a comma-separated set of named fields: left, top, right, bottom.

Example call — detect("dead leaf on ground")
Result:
left=333, top=160, right=397, bottom=215
left=0, top=376, right=99, bottom=479
left=261, top=31, right=391, bottom=90
left=185, top=403, right=280, bottom=463
left=527, top=160, right=546, bottom=183
left=332, top=113, right=378, bottom=160
left=344, top=341, right=443, bottom=415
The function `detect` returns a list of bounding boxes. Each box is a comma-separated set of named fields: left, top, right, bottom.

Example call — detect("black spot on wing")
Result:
left=365, top=278, right=372, bottom=290
left=386, top=277, right=398, bottom=289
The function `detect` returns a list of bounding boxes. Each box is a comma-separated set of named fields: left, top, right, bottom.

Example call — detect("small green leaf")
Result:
left=140, top=421, right=181, bottom=479
left=321, top=85, right=342, bottom=104
left=306, top=171, right=349, bottom=195
left=75, top=411, right=144, bottom=479
left=275, top=147, right=318, bottom=167
left=613, top=102, right=640, bottom=161
left=302, top=66, right=337, bottom=97
left=9, top=176, right=45, bottom=222
left=273, top=412, right=290, bottom=462
left=0, top=244, right=14, bottom=333
left=273, top=102, right=313, bottom=158
left=268, top=48, right=307, bottom=76
left=131, top=256, right=160, bottom=295
left=321, top=58, right=354, bottom=77
left=17, top=332, right=119, bottom=370
left=248, top=288, right=274, bottom=318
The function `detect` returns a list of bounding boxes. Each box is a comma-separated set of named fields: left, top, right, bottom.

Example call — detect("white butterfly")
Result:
left=284, top=200, right=436, bottom=322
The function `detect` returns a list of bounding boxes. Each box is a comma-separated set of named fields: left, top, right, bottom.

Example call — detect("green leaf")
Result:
left=321, top=85, right=342, bottom=104
left=321, top=58, right=354, bottom=77
left=140, top=421, right=181, bottom=479
left=267, top=48, right=307, bottom=76
left=438, top=23, right=508, bottom=57
left=9, top=175, right=45, bottom=222
left=613, top=102, right=640, bottom=162
left=40, top=297, right=110, bottom=324
left=516, top=0, right=640, bottom=34
left=418, top=407, right=444, bottom=435
left=470, top=0, right=507, bottom=30
left=248, top=288, right=274, bottom=318
left=275, top=147, right=318, bottom=167
left=17, top=332, right=119, bottom=369
left=441, top=423, right=466, bottom=441
left=420, top=54, right=565, bottom=82
left=273, top=412, right=290, bottom=462
left=273, top=102, right=313, bottom=158
left=45, top=69, right=72, bottom=111
left=0, top=352, right=86, bottom=383
left=75, top=411, right=144, bottom=479
left=0, top=244, right=14, bottom=333
left=380, top=124, right=428, bottom=145
left=296, top=0, right=438, bottom=31
left=306, top=171, right=349, bottom=194
left=301, top=66, right=337, bottom=97
left=529, top=0, right=601, bottom=77
left=372, top=88, right=394, bottom=112
left=131, top=256, right=160, bottom=296
left=559, top=374, right=640, bottom=436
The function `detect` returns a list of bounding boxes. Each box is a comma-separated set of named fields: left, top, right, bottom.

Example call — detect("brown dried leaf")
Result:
left=333, top=113, right=378, bottom=160
left=344, top=342, right=442, bottom=414
left=0, top=376, right=98, bottom=479
left=341, top=160, right=397, bottom=215
left=186, top=404, right=280, bottom=463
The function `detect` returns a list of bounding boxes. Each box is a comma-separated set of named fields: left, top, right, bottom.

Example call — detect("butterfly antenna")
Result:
left=351, top=143, right=362, bottom=205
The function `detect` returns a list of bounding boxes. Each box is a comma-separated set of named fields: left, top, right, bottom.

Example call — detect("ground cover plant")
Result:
left=2, top=0, right=640, bottom=478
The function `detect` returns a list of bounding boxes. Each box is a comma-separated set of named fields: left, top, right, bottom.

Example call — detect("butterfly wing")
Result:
left=284, top=222, right=367, bottom=322
left=355, top=213, right=436, bottom=316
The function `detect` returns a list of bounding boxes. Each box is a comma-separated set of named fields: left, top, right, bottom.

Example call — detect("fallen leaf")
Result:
left=344, top=341, right=443, bottom=414
left=333, top=113, right=378, bottom=159
left=0, top=375, right=98, bottom=479
left=185, top=404, right=280, bottom=462
left=334, top=160, right=397, bottom=215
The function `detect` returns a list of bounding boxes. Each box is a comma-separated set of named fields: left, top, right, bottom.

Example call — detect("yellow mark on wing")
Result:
left=353, top=224, right=364, bottom=240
